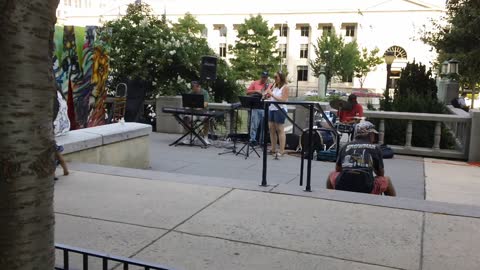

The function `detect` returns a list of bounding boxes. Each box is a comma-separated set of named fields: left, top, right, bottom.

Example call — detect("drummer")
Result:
left=338, top=94, right=363, bottom=124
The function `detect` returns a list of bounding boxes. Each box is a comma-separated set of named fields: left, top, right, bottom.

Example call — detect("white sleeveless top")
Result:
left=268, top=85, right=288, bottom=111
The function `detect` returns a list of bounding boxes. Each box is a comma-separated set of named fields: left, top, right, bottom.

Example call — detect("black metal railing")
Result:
left=55, top=243, right=175, bottom=270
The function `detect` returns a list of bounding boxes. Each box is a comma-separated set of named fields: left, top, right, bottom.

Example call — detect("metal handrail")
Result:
left=55, top=243, right=176, bottom=270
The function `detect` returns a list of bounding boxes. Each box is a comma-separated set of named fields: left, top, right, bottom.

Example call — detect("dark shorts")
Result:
left=269, top=110, right=287, bottom=124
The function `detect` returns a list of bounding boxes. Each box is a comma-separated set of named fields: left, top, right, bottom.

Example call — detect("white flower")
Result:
left=169, top=50, right=176, bottom=55
left=152, top=81, right=157, bottom=86
left=248, top=29, right=254, bottom=35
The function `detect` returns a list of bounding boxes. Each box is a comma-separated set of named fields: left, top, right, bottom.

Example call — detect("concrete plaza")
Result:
left=54, top=133, right=480, bottom=270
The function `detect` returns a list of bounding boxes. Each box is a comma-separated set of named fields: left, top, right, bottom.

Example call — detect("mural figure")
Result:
left=53, top=25, right=110, bottom=129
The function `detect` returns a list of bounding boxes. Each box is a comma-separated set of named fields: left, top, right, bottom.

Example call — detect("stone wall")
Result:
left=56, top=123, right=152, bottom=169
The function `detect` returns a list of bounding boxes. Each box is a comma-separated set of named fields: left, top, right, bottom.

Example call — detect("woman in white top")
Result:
left=265, top=71, right=289, bottom=156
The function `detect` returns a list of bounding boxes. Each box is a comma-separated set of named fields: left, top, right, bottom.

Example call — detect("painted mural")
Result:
left=53, top=25, right=110, bottom=130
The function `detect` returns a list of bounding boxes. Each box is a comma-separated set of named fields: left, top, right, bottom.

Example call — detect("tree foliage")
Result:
left=310, top=30, right=360, bottom=84
left=422, top=0, right=480, bottom=106
left=376, top=61, right=454, bottom=148
left=103, top=3, right=240, bottom=99
left=173, top=12, right=206, bottom=35
left=395, top=61, right=438, bottom=100
left=354, top=47, right=383, bottom=88
left=229, top=15, right=280, bottom=81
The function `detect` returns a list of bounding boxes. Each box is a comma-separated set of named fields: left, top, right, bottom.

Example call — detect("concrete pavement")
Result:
left=54, top=169, right=480, bottom=270
left=149, top=133, right=426, bottom=200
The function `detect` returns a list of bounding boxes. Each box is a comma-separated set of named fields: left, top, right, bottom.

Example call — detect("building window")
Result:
left=342, top=73, right=353, bottom=83
left=219, top=26, right=227, bottom=37
left=300, top=44, right=308, bottom=59
left=278, top=44, right=287, bottom=58
left=322, top=26, right=332, bottom=35
left=300, top=26, right=309, bottom=37
left=345, top=25, right=355, bottom=37
left=201, top=27, right=208, bottom=38
left=297, top=66, right=308, bottom=81
left=279, top=26, right=288, bottom=37
left=219, top=43, right=227, bottom=57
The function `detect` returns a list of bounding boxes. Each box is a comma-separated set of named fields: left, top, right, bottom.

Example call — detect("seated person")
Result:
left=183, top=81, right=211, bottom=145
left=338, top=94, right=363, bottom=124
left=326, top=121, right=396, bottom=196
left=453, top=92, right=470, bottom=112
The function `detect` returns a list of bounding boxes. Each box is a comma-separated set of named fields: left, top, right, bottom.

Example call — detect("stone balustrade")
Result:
left=364, top=108, right=472, bottom=160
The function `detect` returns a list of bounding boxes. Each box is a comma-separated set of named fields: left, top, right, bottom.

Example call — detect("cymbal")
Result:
left=329, top=99, right=348, bottom=110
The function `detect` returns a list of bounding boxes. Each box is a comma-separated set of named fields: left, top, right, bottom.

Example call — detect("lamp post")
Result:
left=384, top=51, right=395, bottom=102
left=296, top=66, right=301, bottom=97
left=441, top=60, right=449, bottom=77
left=448, top=59, right=459, bottom=75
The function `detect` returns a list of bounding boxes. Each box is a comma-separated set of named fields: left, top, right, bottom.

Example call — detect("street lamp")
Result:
left=448, top=59, right=459, bottom=75
left=441, top=60, right=449, bottom=76
left=296, top=66, right=301, bottom=97
left=384, top=51, right=395, bottom=101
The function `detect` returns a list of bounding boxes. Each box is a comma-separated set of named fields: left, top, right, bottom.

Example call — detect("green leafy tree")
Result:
left=104, top=6, right=241, bottom=100
left=230, top=15, right=280, bottom=81
left=377, top=61, right=454, bottom=149
left=173, top=12, right=206, bottom=35
left=354, top=47, right=383, bottom=88
left=422, top=0, right=480, bottom=108
left=310, top=30, right=360, bottom=85
left=394, top=61, right=438, bottom=100
left=339, top=41, right=360, bottom=82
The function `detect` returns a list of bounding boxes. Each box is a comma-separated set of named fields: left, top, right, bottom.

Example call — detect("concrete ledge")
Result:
left=57, top=123, right=151, bottom=154
left=57, top=123, right=152, bottom=169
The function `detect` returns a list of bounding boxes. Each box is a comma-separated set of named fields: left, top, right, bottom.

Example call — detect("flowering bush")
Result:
left=102, top=3, right=241, bottom=99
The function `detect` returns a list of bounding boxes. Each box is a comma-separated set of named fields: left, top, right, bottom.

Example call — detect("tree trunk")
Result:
left=0, top=0, right=59, bottom=269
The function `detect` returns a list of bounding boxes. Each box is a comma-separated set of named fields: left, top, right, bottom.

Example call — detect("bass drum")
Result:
left=298, top=128, right=336, bottom=156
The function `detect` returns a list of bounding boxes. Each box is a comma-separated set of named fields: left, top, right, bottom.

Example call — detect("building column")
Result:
left=309, top=23, right=320, bottom=83
left=286, top=23, right=297, bottom=81
left=205, top=24, right=216, bottom=53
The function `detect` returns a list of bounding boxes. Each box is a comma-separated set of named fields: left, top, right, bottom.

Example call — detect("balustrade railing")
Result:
left=364, top=109, right=471, bottom=159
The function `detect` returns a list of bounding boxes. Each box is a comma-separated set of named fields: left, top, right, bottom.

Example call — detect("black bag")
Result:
left=381, top=144, right=394, bottom=159
left=335, top=169, right=374, bottom=193
left=285, top=133, right=299, bottom=150
left=317, top=149, right=337, bottom=162
left=335, top=149, right=375, bottom=193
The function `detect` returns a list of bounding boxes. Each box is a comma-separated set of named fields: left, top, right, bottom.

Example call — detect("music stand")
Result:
left=218, top=102, right=245, bottom=156
left=236, top=96, right=263, bottom=159
left=181, top=94, right=207, bottom=147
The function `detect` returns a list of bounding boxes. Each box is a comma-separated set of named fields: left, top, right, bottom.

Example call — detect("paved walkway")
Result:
left=54, top=168, right=480, bottom=270
left=150, top=133, right=426, bottom=200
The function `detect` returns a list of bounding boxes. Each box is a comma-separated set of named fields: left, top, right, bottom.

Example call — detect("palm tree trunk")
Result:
left=0, top=0, right=59, bottom=269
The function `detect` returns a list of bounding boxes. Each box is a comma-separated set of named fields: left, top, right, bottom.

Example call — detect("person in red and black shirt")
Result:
left=338, top=94, right=363, bottom=123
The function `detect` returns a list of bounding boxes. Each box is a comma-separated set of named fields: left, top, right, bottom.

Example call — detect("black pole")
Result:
left=306, top=104, right=313, bottom=192
left=299, top=131, right=304, bottom=186
left=385, top=63, right=391, bottom=102
left=296, top=77, right=299, bottom=97
left=261, top=102, right=269, bottom=186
